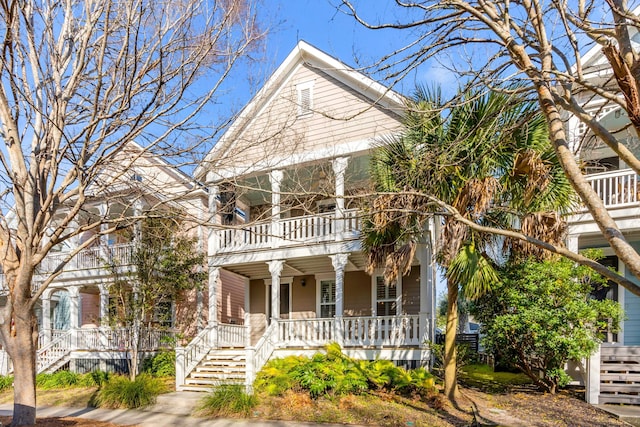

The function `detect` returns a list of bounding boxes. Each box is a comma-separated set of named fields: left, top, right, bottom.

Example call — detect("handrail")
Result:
left=583, top=168, right=639, bottom=209
left=247, top=321, right=279, bottom=387
left=217, top=323, right=247, bottom=347
left=216, top=209, right=362, bottom=251
left=36, top=330, right=72, bottom=374
left=37, top=243, right=135, bottom=274
left=183, top=325, right=215, bottom=376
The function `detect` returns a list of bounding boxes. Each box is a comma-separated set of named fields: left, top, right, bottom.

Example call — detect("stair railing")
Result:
left=245, top=320, right=279, bottom=391
left=36, top=330, right=72, bottom=373
left=176, top=324, right=215, bottom=389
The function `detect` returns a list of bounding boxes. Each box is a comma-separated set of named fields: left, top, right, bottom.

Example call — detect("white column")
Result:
left=330, top=254, right=349, bottom=317
left=586, top=344, right=601, bottom=404
left=99, top=284, right=109, bottom=327
left=567, top=234, right=579, bottom=253
left=99, top=202, right=109, bottom=246
left=207, top=177, right=220, bottom=254
left=41, top=290, right=52, bottom=345
left=68, top=287, right=80, bottom=350
left=133, top=200, right=143, bottom=243
left=330, top=254, right=348, bottom=344
left=268, top=260, right=284, bottom=322
left=418, top=239, right=435, bottom=345
left=69, top=287, right=80, bottom=329
left=269, top=170, right=283, bottom=247
left=208, top=265, right=220, bottom=326
left=332, top=157, right=349, bottom=239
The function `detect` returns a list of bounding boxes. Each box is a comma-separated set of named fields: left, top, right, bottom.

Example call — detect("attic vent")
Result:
left=297, top=82, right=313, bottom=116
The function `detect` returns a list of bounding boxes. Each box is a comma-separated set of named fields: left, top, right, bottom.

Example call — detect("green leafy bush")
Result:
left=36, top=371, right=82, bottom=389
left=87, top=370, right=110, bottom=387
left=92, top=374, right=166, bottom=408
left=0, top=375, right=12, bottom=392
left=254, top=343, right=434, bottom=398
left=141, top=351, right=175, bottom=377
left=471, top=254, right=624, bottom=393
left=35, top=370, right=110, bottom=389
left=199, top=385, right=257, bottom=417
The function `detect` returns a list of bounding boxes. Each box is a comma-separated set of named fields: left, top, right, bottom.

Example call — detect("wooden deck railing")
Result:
left=214, top=208, right=361, bottom=252
left=585, top=169, right=639, bottom=209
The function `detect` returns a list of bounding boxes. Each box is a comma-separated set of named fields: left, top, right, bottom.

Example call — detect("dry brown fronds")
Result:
left=453, top=177, right=499, bottom=219
left=383, top=242, right=416, bottom=283
left=512, top=150, right=551, bottom=204
left=437, top=218, right=469, bottom=267
left=509, top=212, right=567, bottom=260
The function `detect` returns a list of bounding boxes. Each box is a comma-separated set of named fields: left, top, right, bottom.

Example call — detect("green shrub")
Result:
left=92, top=374, right=166, bottom=409
left=0, top=375, right=13, bottom=392
left=86, top=370, right=110, bottom=387
left=254, top=343, right=435, bottom=398
left=199, top=385, right=257, bottom=417
left=36, top=371, right=82, bottom=389
left=141, top=351, right=175, bottom=377
left=471, top=254, right=624, bottom=393
left=254, top=355, right=306, bottom=396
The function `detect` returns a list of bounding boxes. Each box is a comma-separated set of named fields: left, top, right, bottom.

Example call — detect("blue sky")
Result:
left=231, top=1, right=457, bottom=105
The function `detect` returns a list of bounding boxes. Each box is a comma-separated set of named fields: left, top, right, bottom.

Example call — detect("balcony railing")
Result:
left=585, top=168, right=639, bottom=209
left=37, top=243, right=135, bottom=274
left=215, top=208, right=361, bottom=252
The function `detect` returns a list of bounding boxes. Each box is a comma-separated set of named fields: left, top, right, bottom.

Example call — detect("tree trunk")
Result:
left=444, top=282, right=459, bottom=401
left=9, top=310, right=38, bottom=426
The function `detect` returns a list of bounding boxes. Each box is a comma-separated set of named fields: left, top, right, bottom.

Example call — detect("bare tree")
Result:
left=338, top=0, right=640, bottom=297
left=0, top=0, right=263, bottom=424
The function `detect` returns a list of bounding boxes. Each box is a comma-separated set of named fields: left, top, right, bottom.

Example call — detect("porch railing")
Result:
left=217, top=323, right=247, bottom=347
left=215, top=208, right=361, bottom=252
left=246, top=321, right=278, bottom=389
left=277, top=318, right=335, bottom=346
left=37, top=243, right=135, bottom=274
left=342, top=315, right=422, bottom=346
left=585, top=169, right=639, bottom=209
left=37, top=330, right=72, bottom=373
left=277, top=315, right=423, bottom=348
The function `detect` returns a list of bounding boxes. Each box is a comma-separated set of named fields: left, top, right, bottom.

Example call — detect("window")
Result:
left=297, top=82, right=313, bottom=116
left=320, top=279, right=336, bottom=318
left=375, top=276, right=397, bottom=316
left=153, top=301, right=174, bottom=328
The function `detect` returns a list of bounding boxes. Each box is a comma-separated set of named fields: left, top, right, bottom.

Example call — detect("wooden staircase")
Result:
left=181, top=348, right=246, bottom=392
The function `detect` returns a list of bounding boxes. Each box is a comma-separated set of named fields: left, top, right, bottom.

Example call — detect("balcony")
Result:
left=585, top=168, right=639, bottom=209
left=37, top=243, right=135, bottom=275
left=214, top=208, right=361, bottom=253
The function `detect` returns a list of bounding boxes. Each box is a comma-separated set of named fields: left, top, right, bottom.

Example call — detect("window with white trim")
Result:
left=319, top=279, right=336, bottom=318
left=297, top=82, right=313, bottom=116
left=375, top=276, right=397, bottom=316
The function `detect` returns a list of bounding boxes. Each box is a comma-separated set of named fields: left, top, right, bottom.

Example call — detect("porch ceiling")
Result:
left=221, top=251, right=368, bottom=280
left=579, top=230, right=640, bottom=249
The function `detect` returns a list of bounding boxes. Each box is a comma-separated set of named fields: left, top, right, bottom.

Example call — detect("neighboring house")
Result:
left=179, top=41, right=439, bottom=391
left=565, top=43, right=640, bottom=404
left=0, top=142, right=244, bottom=375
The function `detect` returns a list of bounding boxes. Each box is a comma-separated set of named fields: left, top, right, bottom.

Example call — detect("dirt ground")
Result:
left=0, top=385, right=628, bottom=426
left=0, top=416, right=137, bottom=427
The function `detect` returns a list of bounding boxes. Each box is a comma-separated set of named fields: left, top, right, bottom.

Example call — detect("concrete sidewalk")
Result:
left=0, top=402, right=342, bottom=427
left=596, top=404, right=640, bottom=427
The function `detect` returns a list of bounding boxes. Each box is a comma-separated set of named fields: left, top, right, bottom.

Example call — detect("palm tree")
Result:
left=363, top=87, right=574, bottom=401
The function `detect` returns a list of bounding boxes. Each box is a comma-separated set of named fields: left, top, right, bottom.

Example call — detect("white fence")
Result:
left=586, top=169, right=639, bottom=208
left=37, top=243, right=135, bottom=274
left=215, top=209, right=361, bottom=251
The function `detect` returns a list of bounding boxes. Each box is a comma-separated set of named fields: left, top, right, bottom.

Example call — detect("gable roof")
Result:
left=194, top=40, right=406, bottom=181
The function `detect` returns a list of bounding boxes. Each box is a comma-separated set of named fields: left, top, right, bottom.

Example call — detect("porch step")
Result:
left=181, top=348, right=246, bottom=392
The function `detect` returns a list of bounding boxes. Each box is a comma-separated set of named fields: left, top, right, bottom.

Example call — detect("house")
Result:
left=1, top=142, right=244, bottom=376
left=178, top=41, right=439, bottom=391
left=564, top=42, right=640, bottom=404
